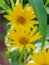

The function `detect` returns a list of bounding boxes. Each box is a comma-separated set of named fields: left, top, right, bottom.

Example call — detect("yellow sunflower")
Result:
left=4, top=2, right=39, bottom=31
left=30, top=49, right=49, bottom=65
left=5, top=25, right=41, bottom=52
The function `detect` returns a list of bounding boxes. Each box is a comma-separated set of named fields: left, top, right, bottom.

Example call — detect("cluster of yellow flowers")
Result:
left=4, top=1, right=49, bottom=65
left=4, top=1, right=41, bottom=52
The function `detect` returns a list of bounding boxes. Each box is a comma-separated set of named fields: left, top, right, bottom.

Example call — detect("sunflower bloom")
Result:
left=4, top=2, right=39, bottom=31
left=5, top=26, right=41, bottom=52
left=30, top=49, right=49, bottom=65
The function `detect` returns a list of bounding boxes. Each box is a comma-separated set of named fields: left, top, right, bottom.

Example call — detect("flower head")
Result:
left=30, top=49, right=49, bottom=65
left=5, top=25, right=41, bottom=52
left=4, top=2, right=39, bottom=31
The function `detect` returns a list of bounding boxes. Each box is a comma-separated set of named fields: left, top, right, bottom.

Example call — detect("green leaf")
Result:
left=0, top=10, right=6, bottom=13
left=28, top=0, right=47, bottom=49
left=45, top=0, right=49, bottom=6
left=10, top=0, right=15, bottom=9
left=46, top=25, right=49, bottom=40
left=11, top=61, right=18, bottom=65
left=0, top=0, right=11, bottom=10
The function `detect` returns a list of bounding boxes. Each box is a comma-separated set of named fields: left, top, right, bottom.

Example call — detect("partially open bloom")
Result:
left=5, top=25, right=41, bottom=52
left=30, top=49, right=49, bottom=65
left=4, top=2, right=39, bottom=31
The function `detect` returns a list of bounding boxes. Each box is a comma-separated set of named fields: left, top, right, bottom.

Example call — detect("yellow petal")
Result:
left=7, top=21, right=15, bottom=25
left=6, top=31, right=17, bottom=41
left=9, top=42, right=20, bottom=49
left=4, top=15, right=13, bottom=21
left=5, top=40, right=15, bottom=44
left=18, top=45, right=24, bottom=51
left=7, top=10, right=14, bottom=16
left=29, top=32, right=41, bottom=42
left=15, top=3, right=22, bottom=15
left=28, top=7, right=34, bottom=14
left=26, top=43, right=35, bottom=50
left=24, top=3, right=29, bottom=11
left=28, top=26, right=38, bottom=37
left=30, top=20, right=39, bottom=24
left=30, top=53, right=39, bottom=63
left=23, top=4, right=35, bottom=20
left=26, top=45, right=30, bottom=52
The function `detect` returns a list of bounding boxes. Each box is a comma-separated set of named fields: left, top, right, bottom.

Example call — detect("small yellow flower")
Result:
left=4, top=2, right=39, bottom=31
left=5, top=26, right=41, bottom=52
left=30, top=49, right=49, bottom=65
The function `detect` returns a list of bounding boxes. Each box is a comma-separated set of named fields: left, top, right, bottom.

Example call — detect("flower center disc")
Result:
left=17, top=16, right=26, bottom=25
left=42, top=63, right=48, bottom=65
left=19, top=37, right=29, bottom=45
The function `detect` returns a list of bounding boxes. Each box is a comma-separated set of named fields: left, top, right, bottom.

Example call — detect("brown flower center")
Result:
left=17, top=16, right=26, bottom=25
left=42, top=63, right=48, bottom=65
left=19, top=37, right=29, bottom=45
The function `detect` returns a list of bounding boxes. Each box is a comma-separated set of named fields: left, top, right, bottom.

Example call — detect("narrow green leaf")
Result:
left=46, top=25, right=49, bottom=40
left=10, top=0, right=15, bottom=9
left=0, top=0, right=11, bottom=10
left=45, top=0, right=49, bottom=6
left=28, top=0, right=47, bottom=49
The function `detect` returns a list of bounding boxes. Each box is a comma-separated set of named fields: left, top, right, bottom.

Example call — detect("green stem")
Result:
left=18, top=55, right=22, bottom=65
left=24, top=48, right=27, bottom=65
